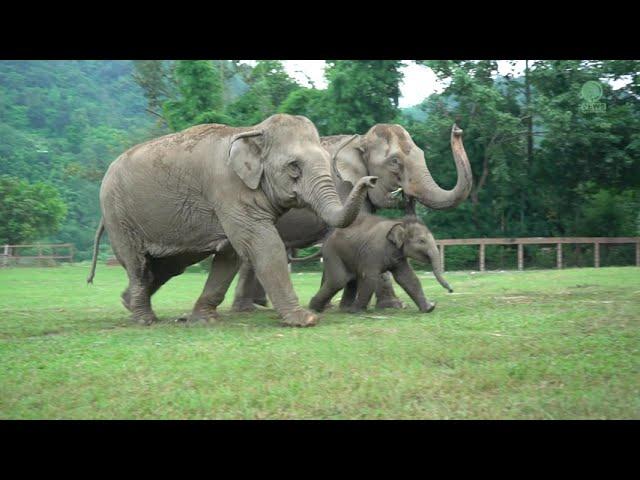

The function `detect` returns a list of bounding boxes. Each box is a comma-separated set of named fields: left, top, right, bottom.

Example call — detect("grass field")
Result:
left=0, top=264, right=638, bottom=419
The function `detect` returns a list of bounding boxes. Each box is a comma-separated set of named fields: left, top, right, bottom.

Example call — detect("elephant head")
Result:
left=329, top=123, right=472, bottom=210
left=387, top=218, right=453, bottom=293
left=227, top=114, right=377, bottom=228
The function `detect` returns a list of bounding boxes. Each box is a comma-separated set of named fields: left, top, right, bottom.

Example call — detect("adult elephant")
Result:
left=87, top=114, right=377, bottom=327
left=231, top=123, right=472, bottom=311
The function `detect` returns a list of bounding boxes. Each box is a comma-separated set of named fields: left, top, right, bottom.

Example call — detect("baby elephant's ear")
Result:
left=387, top=224, right=406, bottom=249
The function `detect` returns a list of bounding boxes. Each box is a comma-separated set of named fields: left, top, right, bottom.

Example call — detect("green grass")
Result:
left=0, top=264, right=638, bottom=419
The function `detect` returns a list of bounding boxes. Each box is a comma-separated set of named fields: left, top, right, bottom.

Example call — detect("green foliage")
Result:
left=225, top=61, right=299, bottom=126
left=162, top=61, right=225, bottom=131
left=324, top=60, right=403, bottom=134
left=574, top=187, right=639, bottom=236
left=278, top=88, right=332, bottom=135
left=2, top=59, right=639, bottom=262
left=0, top=175, right=67, bottom=244
left=0, top=60, right=155, bottom=258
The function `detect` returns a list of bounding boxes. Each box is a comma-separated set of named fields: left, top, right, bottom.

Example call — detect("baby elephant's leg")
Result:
left=347, top=271, right=378, bottom=313
left=375, top=271, right=405, bottom=310
left=309, top=250, right=348, bottom=312
left=339, top=279, right=357, bottom=311
left=391, top=261, right=435, bottom=313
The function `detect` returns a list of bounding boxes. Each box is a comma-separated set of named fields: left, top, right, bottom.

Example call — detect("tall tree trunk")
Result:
left=522, top=59, right=534, bottom=234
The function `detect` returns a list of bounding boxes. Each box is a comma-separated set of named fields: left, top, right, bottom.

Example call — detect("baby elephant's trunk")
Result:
left=425, top=233, right=453, bottom=293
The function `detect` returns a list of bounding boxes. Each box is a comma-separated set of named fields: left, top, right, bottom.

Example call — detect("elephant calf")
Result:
left=309, top=213, right=452, bottom=314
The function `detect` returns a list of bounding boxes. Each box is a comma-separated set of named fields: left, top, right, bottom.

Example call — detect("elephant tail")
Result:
left=288, top=249, right=323, bottom=263
left=87, top=218, right=105, bottom=284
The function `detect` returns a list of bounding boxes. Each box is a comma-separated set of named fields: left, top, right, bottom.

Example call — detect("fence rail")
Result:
left=1, top=243, right=74, bottom=267
left=434, top=237, right=640, bottom=271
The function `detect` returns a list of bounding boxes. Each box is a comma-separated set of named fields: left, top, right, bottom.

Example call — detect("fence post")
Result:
left=556, top=243, right=563, bottom=269
left=479, top=243, right=485, bottom=272
left=594, top=242, right=600, bottom=268
left=440, top=244, right=445, bottom=272
left=70, top=244, right=74, bottom=264
left=517, top=243, right=523, bottom=271
left=636, top=241, right=639, bottom=267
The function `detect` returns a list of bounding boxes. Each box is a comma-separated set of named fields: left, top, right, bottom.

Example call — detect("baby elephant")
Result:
left=309, top=213, right=452, bottom=314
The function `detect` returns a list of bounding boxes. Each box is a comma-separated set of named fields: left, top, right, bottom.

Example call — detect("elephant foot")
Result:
left=253, top=298, right=269, bottom=307
left=346, top=306, right=367, bottom=314
left=420, top=302, right=437, bottom=313
left=176, top=306, right=220, bottom=324
left=375, top=297, right=405, bottom=310
left=281, top=309, right=318, bottom=328
left=132, top=312, right=159, bottom=326
left=231, top=298, right=257, bottom=312
left=121, top=290, right=132, bottom=312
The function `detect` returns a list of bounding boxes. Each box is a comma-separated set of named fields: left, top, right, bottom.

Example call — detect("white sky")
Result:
left=242, top=61, right=631, bottom=108
left=281, top=60, right=528, bottom=107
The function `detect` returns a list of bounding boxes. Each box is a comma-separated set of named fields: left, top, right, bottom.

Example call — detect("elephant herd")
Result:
left=87, top=114, right=472, bottom=327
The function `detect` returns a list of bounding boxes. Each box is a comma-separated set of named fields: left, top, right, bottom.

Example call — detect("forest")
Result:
left=1, top=60, right=638, bottom=268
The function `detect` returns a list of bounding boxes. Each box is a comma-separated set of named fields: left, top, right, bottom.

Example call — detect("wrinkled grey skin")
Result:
left=309, top=214, right=452, bottom=314
left=87, top=114, right=377, bottom=327
left=232, top=123, right=472, bottom=311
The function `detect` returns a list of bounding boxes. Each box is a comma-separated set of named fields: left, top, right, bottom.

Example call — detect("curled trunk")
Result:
left=303, top=174, right=377, bottom=228
left=413, top=124, right=473, bottom=210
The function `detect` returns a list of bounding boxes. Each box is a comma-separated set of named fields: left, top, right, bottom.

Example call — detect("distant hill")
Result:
left=0, top=60, right=155, bottom=258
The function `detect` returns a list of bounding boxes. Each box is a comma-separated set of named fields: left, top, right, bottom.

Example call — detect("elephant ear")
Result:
left=334, top=136, right=368, bottom=186
left=386, top=223, right=406, bottom=249
left=227, top=132, right=264, bottom=190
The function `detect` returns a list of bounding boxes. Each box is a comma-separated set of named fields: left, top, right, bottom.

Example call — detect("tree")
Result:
left=162, top=60, right=225, bottom=131
left=0, top=175, right=67, bottom=244
left=324, top=60, right=403, bottom=134
left=226, top=61, right=299, bottom=125
left=132, top=60, right=174, bottom=116
left=278, top=87, right=332, bottom=135
left=420, top=60, right=530, bottom=235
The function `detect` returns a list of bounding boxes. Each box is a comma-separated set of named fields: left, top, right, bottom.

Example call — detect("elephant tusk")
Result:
left=390, top=187, right=403, bottom=198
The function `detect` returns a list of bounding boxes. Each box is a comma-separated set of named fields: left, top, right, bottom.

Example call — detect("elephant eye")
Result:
left=388, top=156, right=402, bottom=170
left=287, top=160, right=301, bottom=179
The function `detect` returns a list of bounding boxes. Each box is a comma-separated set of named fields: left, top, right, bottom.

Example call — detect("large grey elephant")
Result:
left=309, top=211, right=452, bottom=313
left=87, top=114, right=377, bottom=327
left=231, top=123, right=472, bottom=311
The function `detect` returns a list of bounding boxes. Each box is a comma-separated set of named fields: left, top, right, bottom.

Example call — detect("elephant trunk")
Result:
left=411, top=124, right=473, bottom=210
left=303, top=171, right=377, bottom=228
left=425, top=235, right=453, bottom=293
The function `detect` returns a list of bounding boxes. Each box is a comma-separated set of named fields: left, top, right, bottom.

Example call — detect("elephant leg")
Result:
left=348, top=272, right=378, bottom=313
left=251, top=278, right=268, bottom=307
left=125, top=257, right=159, bottom=326
left=339, top=279, right=357, bottom=311
left=232, top=260, right=259, bottom=312
left=110, top=237, right=158, bottom=325
left=121, top=276, right=165, bottom=312
left=391, top=261, right=435, bottom=313
left=188, top=248, right=240, bottom=322
left=310, top=245, right=346, bottom=312
left=241, top=225, right=317, bottom=327
left=375, top=271, right=405, bottom=310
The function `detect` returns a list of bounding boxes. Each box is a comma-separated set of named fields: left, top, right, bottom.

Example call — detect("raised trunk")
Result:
left=413, top=124, right=473, bottom=210
left=304, top=174, right=376, bottom=228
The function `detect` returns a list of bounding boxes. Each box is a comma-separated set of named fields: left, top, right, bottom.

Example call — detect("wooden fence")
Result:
left=435, top=237, right=640, bottom=272
left=1, top=243, right=74, bottom=267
